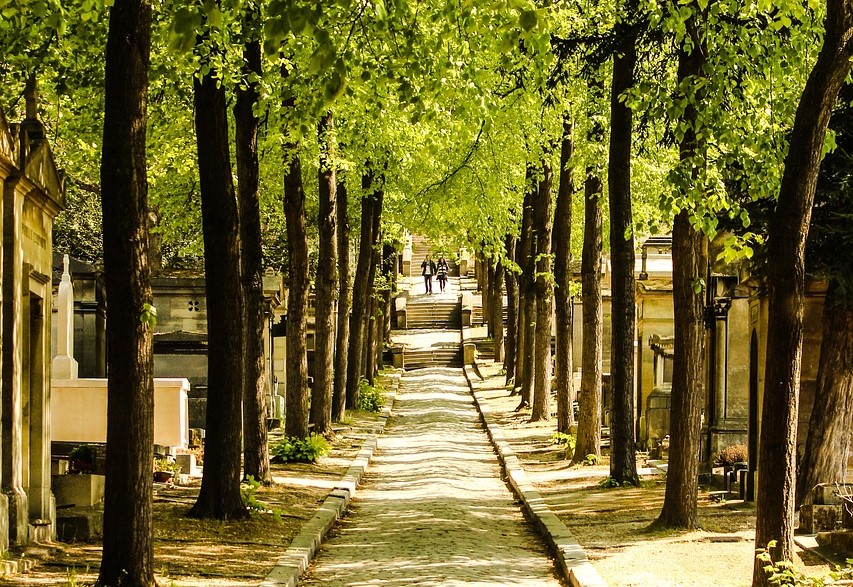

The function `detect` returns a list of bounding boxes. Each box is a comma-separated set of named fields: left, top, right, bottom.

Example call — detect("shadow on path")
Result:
left=299, top=367, right=564, bottom=587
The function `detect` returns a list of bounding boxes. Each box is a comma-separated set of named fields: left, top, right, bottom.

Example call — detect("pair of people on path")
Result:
left=422, top=255, right=449, bottom=293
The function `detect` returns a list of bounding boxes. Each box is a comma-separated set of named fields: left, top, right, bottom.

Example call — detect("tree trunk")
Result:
left=365, top=241, right=381, bottom=384
left=655, top=11, right=707, bottom=529
left=332, top=175, right=350, bottom=422
left=310, top=113, right=338, bottom=436
left=190, top=64, right=248, bottom=520
left=754, top=6, right=853, bottom=583
left=553, top=117, right=575, bottom=433
left=657, top=212, right=707, bottom=527
left=796, top=283, right=853, bottom=508
left=235, top=29, right=270, bottom=486
left=517, top=166, right=537, bottom=407
left=532, top=159, right=554, bottom=422
left=377, top=243, right=395, bottom=369
left=481, top=252, right=491, bottom=334
left=608, top=7, right=640, bottom=486
left=98, top=0, right=156, bottom=582
left=573, top=169, right=603, bottom=464
left=282, top=143, right=310, bottom=439
left=490, top=257, right=504, bottom=363
left=504, top=234, right=519, bottom=385
left=346, top=170, right=382, bottom=408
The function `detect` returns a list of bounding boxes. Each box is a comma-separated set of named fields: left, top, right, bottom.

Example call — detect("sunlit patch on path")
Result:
left=299, top=367, right=564, bottom=586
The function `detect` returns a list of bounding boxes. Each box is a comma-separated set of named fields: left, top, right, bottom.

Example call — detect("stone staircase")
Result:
left=403, top=345, right=463, bottom=370
left=404, top=296, right=461, bottom=329
left=471, top=298, right=509, bottom=326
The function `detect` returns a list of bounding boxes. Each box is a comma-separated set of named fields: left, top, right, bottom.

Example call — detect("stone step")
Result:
left=403, top=348, right=463, bottom=370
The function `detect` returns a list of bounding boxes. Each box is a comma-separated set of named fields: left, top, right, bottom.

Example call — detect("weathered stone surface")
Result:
left=52, top=474, right=105, bottom=508
left=800, top=503, right=842, bottom=533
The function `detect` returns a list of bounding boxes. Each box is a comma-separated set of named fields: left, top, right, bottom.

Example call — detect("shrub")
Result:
left=551, top=432, right=576, bottom=460
left=551, top=432, right=576, bottom=450
left=714, top=444, right=748, bottom=467
left=756, top=541, right=853, bottom=586
left=583, top=454, right=599, bottom=466
left=69, top=444, right=97, bottom=474
left=241, top=475, right=283, bottom=518
left=271, top=433, right=330, bottom=463
left=154, top=457, right=181, bottom=475
left=357, top=378, right=386, bottom=413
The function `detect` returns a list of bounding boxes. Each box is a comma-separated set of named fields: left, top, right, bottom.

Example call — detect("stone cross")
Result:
left=52, top=254, right=78, bottom=379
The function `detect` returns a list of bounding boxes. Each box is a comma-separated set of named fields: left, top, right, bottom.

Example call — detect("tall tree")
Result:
left=753, top=3, right=853, bottom=582
left=311, top=112, right=338, bottom=435
left=98, top=0, right=156, bottom=583
left=608, top=0, right=640, bottom=486
left=364, top=236, right=381, bottom=384
left=552, top=117, right=575, bottom=433
left=190, top=44, right=248, bottom=519
left=489, top=256, right=505, bottom=362
left=516, top=165, right=537, bottom=408
left=332, top=174, right=351, bottom=421
left=531, top=158, right=554, bottom=422
left=282, top=139, right=310, bottom=439
left=346, top=168, right=381, bottom=407
left=796, top=284, right=853, bottom=507
left=572, top=156, right=604, bottom=464
left=655, top=5, right=707, bottom=529
left=503, top=234, right=519, bottom=385
left=796, top=87, right=853, bottom=509
left=234, top=5, right=270, bottom=485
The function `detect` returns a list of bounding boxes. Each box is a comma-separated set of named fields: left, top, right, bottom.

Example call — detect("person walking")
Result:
left=422, top=255, right=437, bottom=294
left=436, top=256, right=449, bottom=292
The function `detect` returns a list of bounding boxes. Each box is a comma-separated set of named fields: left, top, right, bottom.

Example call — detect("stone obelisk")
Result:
left=52, top=254, right=78, bottom=379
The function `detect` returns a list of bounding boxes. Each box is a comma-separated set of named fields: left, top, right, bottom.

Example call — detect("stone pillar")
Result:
left=402, top=235, right=412, bottom=277
left=2, top=176, right=28, bottom=545
left=24, top=290, right=55, bottom=542
left=713, top=298, right=731, bottom=424
left=52, top=255, right=78, bottom=379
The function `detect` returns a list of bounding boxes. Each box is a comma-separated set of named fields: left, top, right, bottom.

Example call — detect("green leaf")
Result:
left=140, top=303, right=157, bottom=328
left=519, top=9, right=537, bottom=31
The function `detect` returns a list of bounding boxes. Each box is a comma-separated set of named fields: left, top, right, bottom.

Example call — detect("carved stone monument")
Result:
left=52, top=254, right=78, bottom=379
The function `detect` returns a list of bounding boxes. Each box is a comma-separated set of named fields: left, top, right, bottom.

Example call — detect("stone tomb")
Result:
left=0, top=90, right=65, bottom=553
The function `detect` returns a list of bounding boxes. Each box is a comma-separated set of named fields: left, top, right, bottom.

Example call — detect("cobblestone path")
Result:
left=300, top=367, right=564, bottom=586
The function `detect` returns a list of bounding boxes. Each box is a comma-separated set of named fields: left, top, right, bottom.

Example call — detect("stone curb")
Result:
left=259, top=376, right=399, bottom=587
left=462, top=364, right=608, bottom=587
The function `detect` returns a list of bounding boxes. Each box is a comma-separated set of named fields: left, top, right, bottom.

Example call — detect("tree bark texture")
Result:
left=190, top=67, right=248, bottom=520
left=482, top=252, right=492, bottom=335
left=490, top=257, right=505, bottom=363
left=98, top=0, right=155, bottom=582
left=532, top=160, right=554, bottom=422
left=657, top=212, right=707, bottom=528
left=754, top=7, right=853, bottom=583
left=235, top=31, right=270, bottom=485
left=332, top=176, right=351, bottom=422
left=282, top=146, right=310, bottom=439
left=346, top=170, right=382, bottom=408
left=656, top=11, right=707, bottom=529
left=796, top=284, right=853, bottom=508
left=573, top=170, right=603, bottom=464
left=365, top=241, right=381, bottom=384
left=517, top=167, right=537, bottom=407
left=504, top=234, right=519, bottom=385
left=311, top=113, right=337, bottom=435
left=608, top=13, right=640, bottom=486
left=553, top=117, right=575, bottom=433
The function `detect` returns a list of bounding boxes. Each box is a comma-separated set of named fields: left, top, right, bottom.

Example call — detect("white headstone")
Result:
left=52, top=254, right=78, bottom=379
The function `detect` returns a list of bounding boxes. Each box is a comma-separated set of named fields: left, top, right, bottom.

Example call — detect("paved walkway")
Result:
left=299, top=367, right=564, bottom=586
